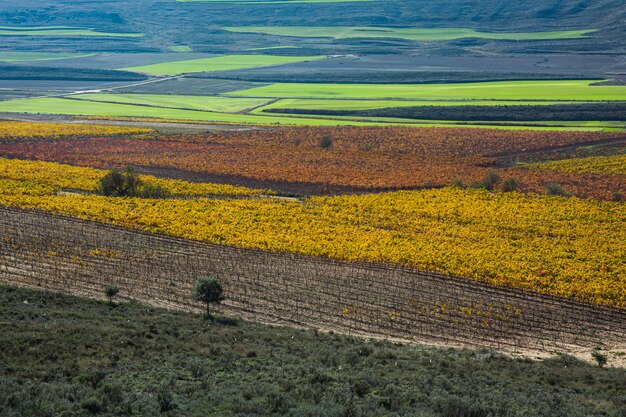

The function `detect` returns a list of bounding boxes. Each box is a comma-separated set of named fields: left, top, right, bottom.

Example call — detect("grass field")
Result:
left=229, top=80, right=626, bottom=101
left=226, top=26, right=596, bottom=41
left=123, top=54, right=325, bottom=76
left=73, top=94, right=271, bottom=113
left=0, top=26, right=143, bottom=37
left=0, top=52, right=94, bottom=62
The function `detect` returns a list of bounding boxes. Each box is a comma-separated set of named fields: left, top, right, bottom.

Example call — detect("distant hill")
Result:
left=0, top=0, right=623, bottom=55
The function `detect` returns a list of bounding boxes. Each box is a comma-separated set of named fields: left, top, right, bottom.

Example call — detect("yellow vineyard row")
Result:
left=531, top=153, right=626, bottom=175
left=0, top=120, right=151, bottom=140
left=0, top=158, right=268, bottom=197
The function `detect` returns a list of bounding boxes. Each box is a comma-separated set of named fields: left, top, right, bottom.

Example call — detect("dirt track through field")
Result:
left=1, top=206, right=624, bottom=364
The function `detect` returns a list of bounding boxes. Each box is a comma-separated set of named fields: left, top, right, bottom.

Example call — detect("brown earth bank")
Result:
left=1, top=206, right=624, bottom=366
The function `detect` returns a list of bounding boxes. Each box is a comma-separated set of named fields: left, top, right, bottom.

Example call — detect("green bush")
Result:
left=591, top=350, right=608, bottom=368
left=545, top=183, right=571, bottom=197
left=451, top=178, right=467, bottom=189
left=319, top=134, right=333, bottom=149
left=482, top=170, right=501, bottom=191
left=502, top=178, right=520, bottom=192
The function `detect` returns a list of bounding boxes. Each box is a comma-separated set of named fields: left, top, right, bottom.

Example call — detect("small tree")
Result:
left=97, top=166, right=141, bottom=197
left=591, top=350, right=608, bottom=368
left=193, top=278, right=224, bottom=317
left=104, top=285, right=119, bottom=305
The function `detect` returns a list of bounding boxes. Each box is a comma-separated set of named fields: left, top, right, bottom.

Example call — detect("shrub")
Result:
left=193, top=277, right=225, bottom=317
left=319, top=134, right=333, bottom=149
left=546, top=183, right=571, bottom=197
left=482, top=170, right=501, bottom=191
left=156, top=385, right=176, bottom=412
left=612, top=192, right=624, bottom=202
left=139, top=183, right=171, bottom=199
left=451, top=178, right=467, bottom=189
left=104, top=285, right=119, bottom=305
left=501, top=178, right=520, bottom=192
left=591, top=350, right=608, bottom=368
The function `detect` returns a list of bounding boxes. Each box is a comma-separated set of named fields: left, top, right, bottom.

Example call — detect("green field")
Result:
left=229, top=80, right=626, bottom=101
left=0, top=97, right=385, bottom=126
left=73, top=93, right=270, bottom=113
left=0, top=52, right=94, bottom=63
left=0, top=26, right=143, bottom=37
left=257, top=98, right=589, bottom=112
left=167, top=45, right=193, bottom=52
left=0, top=96, right=618, bottom=131
left=226, top=26, right=596, bottom=41
left=247, top=45, right=300, bottom=51
left=123, top=54, right=325, bottom=75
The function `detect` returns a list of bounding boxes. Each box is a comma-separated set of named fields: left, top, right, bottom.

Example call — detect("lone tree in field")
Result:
left=193, top=278, right=225, bottom=318
left=97, top=166, right=142, bottom=197
left=104, top=285, right=120, bottom=305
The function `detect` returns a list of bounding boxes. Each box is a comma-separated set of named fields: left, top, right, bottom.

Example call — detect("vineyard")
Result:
left=1, top=206, right=624, bottom=360
left=0, top=158, right=269, bottom=197
left=0, top=120, right=151, bottom=141
left=1, top=126, right=624, bottom=198
left=1, top=159, right=624, bottom=307
left=531, top=153, right=626, bottom=175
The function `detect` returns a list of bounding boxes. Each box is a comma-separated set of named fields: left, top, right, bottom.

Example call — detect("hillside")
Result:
left=1, top=285, right=624, bottom=417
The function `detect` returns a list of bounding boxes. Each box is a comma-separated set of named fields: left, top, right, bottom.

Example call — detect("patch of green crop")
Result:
left=167, top=45, right=193, bottom=52
left=73, top=93, right=271, bottom=113
left=0, top=97, right=381, bottom=126
left=229, top=80, right=626, bottom=101
left=0, top=25, right=143, bottom=37
left=247, top=45, right=300, bottom=51
left=0, top=96, right=618, bottom=131
left=0, top=52, right=94, bottom=62
left=226, top=26, right=596, bottom=41
left=123, top=54, right=326, bottom=76
left=259, top=98, right=590, bottom=111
